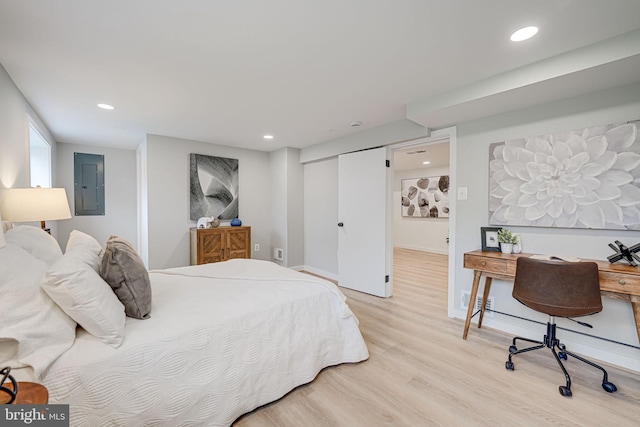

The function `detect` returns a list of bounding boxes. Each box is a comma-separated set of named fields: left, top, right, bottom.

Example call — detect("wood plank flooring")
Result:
left=234, top=248, right=640, bottom=426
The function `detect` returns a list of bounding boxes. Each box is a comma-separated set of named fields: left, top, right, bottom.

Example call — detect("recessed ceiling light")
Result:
left=263, top=135, right=274, bottom=140
left=423, top=161, right=431, bottom=165
left=97, top=103, right=115, bottom=110
left=511, top=26, right=538, bottom=42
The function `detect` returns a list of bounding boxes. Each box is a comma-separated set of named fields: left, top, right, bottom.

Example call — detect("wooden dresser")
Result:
left=190, top=226, right=251, bottom=265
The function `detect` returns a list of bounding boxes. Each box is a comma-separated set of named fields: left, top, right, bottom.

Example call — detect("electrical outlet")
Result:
left=254, top=244, right=260, bottom=252
left=273, top=248, right=284, bottom=261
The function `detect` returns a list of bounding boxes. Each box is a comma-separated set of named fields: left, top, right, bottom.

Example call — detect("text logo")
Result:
left=1, top=405, right=69, bottom=426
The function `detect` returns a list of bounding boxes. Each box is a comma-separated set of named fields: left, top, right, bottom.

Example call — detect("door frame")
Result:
left=388, top=126, right=457, bottom=318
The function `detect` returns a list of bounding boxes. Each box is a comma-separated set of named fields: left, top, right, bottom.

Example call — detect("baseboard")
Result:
left=289, top=265, right=304, bottom=271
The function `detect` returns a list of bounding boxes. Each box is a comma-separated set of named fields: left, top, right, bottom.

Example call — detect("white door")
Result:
left=338, top=147, right=391, bottom=297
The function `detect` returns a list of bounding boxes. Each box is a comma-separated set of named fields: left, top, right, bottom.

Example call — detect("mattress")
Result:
left=38, top=259, right=369, bottom=426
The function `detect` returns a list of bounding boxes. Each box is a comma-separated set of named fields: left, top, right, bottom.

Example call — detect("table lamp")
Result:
left=1, top=187, right=72, bottom=234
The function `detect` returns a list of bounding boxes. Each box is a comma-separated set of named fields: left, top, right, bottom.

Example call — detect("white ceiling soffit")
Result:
left=406, top=29, right=640, bottom=129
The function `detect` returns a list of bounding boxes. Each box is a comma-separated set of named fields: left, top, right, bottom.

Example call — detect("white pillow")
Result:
left=4, top=225, right=63, bottom=265
left=0, top=243, right=76, bottom=379
left=0, top=212, right=5, bottom=248
left=65, top=229, right=104, bottom=271
left=42, top=250, right=126, bottom=348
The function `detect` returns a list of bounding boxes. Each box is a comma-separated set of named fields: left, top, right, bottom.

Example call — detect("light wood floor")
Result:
left=235, top=248, right=640, bottom=426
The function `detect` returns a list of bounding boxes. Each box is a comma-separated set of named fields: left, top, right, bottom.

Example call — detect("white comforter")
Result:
left=39, top=259, right=369, bottom=426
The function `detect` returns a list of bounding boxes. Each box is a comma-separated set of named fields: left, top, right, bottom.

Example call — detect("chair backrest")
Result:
left=513, top=257, right=602, bottom=317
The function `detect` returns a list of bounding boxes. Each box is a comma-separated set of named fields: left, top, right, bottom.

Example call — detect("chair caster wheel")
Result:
left=559, top=386, right=572, bottom=397
left=559, top=352, right=568, bottom=360
left=505, top=361, right=514, bottom=370
left=509, top=345, right=517, bottom=353
left=602, top=381, right=617, bottom=393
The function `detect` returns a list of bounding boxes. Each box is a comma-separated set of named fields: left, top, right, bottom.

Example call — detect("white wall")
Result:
left=269, top=147, right=305, bottom=268
left=303, top=158, right=339, bottom=279
left=144, top=134, right=271, bottom=269
left=0, top=63, right=63, bottom=239
left=286, top=148, right=304, bottom=268
left=454, top=82, right=640, bottom=371
left=56, top=142, right=137, bottom=250
left=0, top=64, right=49, bottom=190
left=136, top=141, right=149, bottom=265
left=394, top=166, right=449, bottom=254
left=270, top=149, right=287, bottom=265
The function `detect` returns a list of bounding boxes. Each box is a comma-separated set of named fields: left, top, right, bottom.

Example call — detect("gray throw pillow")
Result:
left=100, top=236, right=151, bottom=319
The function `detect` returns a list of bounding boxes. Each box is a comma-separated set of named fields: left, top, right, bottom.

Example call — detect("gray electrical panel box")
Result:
left=74, top=152, right=105, bottom=215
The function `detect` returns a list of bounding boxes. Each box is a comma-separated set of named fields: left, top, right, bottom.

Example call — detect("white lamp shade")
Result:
left=2, top=187, right=72, bottom=223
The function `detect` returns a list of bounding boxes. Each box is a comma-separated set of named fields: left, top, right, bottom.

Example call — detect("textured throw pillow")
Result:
left=0, top=243, right=76, bottom=379
left=4, top=225, right=63, bottom=265
left=42, top=249, right=126, bottom=347
left=100, top=236, right=152, bottom=319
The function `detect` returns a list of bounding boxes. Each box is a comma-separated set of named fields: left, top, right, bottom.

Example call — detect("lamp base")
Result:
left=40, top=221, right=51, bottom=235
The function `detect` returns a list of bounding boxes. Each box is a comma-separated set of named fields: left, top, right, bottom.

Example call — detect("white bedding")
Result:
left=36, top=259, right=368, bottom=426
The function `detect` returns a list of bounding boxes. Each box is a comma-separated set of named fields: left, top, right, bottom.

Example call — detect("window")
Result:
left=28, top=119, right=52, bottom=188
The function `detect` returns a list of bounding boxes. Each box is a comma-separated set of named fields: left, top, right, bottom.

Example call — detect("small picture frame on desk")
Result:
left=481, top=227, right=502, bottom=252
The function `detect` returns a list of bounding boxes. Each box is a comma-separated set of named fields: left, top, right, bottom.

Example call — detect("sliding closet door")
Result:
left=338, top=147, right=391, bottom=297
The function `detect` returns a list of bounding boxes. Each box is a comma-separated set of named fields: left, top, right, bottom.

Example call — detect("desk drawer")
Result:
left=464, top=254, right=508, bottom=275
left=599, top=272, right=640, bottom=297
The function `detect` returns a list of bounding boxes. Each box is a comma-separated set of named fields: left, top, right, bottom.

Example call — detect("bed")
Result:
left=0, top=222, right=368, bottom=426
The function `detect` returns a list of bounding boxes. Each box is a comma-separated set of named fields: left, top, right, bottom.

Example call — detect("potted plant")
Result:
left=497, top=228, right=518, bottom=254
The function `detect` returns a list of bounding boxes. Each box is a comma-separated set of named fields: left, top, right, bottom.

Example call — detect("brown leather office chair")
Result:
left=505, top=257, right=617, bottom=397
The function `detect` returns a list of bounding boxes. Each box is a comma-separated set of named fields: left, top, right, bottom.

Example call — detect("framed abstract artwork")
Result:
left=489, top=119, right=640, bottom=230
left=401, top=175, right=450, bottom=218
left=190, top=153, right=239, bottom=220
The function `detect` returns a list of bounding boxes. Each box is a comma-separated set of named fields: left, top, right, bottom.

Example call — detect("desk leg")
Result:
left=463, top=270, right=482, bottom=340
left=477, top=277, right=493, bottom=329
left=631, top=295, right=640, bottom=345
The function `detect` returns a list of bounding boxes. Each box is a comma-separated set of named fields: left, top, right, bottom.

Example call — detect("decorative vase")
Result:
left=501, top=243, right=513, bottom=254
left=208, top=217, right=220, bottom=228
left=512, top=234, right=522, bottom=253
left=230, top=218, right=242, bottom=226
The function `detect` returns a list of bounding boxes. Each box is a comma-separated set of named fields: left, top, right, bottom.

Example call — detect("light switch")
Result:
left=458, top=187, right=468, bottom=200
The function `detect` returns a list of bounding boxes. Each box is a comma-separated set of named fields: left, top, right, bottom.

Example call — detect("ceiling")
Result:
left=1, top=1, right=640, bottom=152
left=394, top=142, right=449, bottom=172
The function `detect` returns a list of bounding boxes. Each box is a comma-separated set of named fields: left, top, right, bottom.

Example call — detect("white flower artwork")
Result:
left=489, top=120, right=640, bottom=230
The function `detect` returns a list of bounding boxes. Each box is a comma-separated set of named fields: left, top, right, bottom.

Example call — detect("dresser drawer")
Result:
left=464, top=254, right=508, bottom=275
left=599, top=272, right=640, bottom=296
